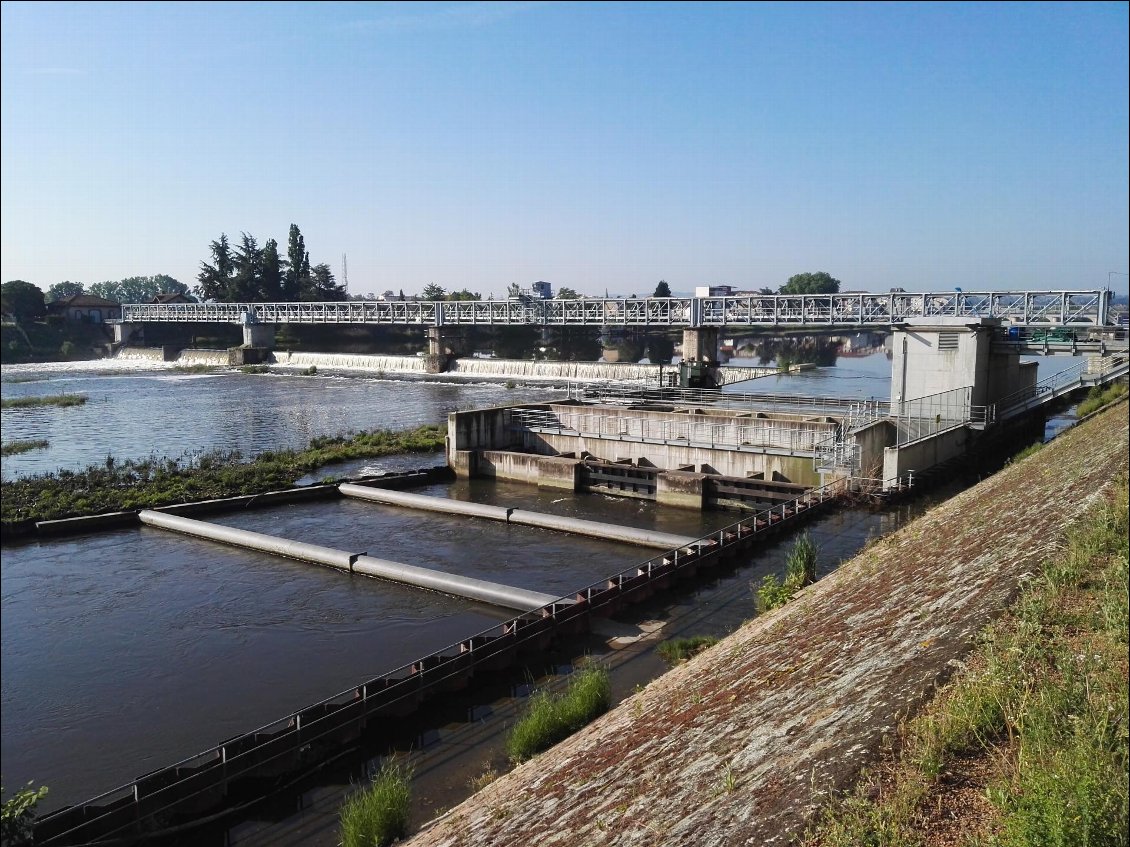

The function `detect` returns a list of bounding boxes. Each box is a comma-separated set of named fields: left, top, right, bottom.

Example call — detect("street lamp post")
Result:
left=1108, top=271, right=1128, bottom=288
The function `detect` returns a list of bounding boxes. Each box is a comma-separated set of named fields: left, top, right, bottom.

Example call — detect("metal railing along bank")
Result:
left=32, top=482, right=842, bottom=847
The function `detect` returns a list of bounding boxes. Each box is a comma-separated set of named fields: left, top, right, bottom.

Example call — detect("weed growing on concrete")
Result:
left=756, top=532, right=820, bottom=614
left=1076, top=382, right=1127, bottom=418
left=507, top=666, right=611, bottom=763
left=656, top=635, right=719, bottom=666
left=338, top=760, right=412, bottom=847
left=803, top=476, right=1129, bottom=847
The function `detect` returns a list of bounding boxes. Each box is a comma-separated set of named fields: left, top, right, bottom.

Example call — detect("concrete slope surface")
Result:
left=404, top=403, right=1130, bottom=847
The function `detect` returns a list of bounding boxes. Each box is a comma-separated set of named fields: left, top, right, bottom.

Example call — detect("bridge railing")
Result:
left=995, top=361, right=1087, bottom=419
left=117, top=289, right=1112, bottom=328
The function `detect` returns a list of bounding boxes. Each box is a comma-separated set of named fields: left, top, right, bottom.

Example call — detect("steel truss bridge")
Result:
left=118, top=289, right=1114, bottom=329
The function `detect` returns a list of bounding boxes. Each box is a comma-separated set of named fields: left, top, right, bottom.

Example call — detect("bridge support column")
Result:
left=113, top=322, right=142, bottom=346
left=890, top=318, right=1033, bottom=412
left=680, top=327, right=721, bottom=388
left=242, top=323, right=276, bottom=349
left=426, top=327, right=464, bottom=373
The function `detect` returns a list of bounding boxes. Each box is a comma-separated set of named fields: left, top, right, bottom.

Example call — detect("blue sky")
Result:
left=2, top=1, right=1127, bottom=298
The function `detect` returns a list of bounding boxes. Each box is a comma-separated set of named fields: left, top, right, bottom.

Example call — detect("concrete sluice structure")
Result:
left=36, top=481, right=839, bottom=847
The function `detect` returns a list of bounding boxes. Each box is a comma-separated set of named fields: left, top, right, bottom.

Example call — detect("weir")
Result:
left=337, top=484, right=703, bottom=550
left=137, top=510, right=562, bottom=612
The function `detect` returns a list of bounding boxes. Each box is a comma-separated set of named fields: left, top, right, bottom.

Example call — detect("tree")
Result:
left=447, top=289, right=480, bottom=301
left=261, top=238, right=283, bottom=301
left=310, top=263, right=347, bottom=301
left=283, top=224, right=310, bottom=301
left=1, top=280, right=46, bottom=321
left=779, top=272, right=841, bottom=295
left=92, top=275, right=189, bottom=303
left=506, top=282, right=523, bottom=298
left=231, top=233, right=264, bottom=300
left=196, top=234, right=234, bottom=301
left=556, top=287, right=579, bottom=300
left=652, top=280, right=672, bottom=298
left=422, top=284, right=447, bottom=300
left=46, top=281, right=85, bottom=302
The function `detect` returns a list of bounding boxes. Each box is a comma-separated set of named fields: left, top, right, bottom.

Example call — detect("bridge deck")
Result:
left=117, top=289, right=1112, bottom=329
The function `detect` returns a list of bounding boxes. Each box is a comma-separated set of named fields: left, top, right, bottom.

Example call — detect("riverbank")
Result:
left=398, top=401, right=1129, bottom=846
left=0, top=424, right=447, bottom=532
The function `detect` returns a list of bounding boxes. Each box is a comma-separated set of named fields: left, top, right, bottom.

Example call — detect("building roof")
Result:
left=47, top=294, right=121, bottom=308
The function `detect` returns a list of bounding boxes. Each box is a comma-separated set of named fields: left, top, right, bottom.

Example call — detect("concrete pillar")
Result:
left=426, top=327, right=459, bottom=373
left=242, top=323, right=276, bottom=348
left=113, top=322, right=141, bottom=345
left=681, top=327, right=720, bottom=363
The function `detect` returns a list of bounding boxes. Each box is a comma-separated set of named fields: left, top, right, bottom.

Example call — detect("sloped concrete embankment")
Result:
left=404, top=402, right=1129, bottom=847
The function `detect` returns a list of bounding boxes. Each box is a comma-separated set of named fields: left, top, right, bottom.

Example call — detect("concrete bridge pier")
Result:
left=242, top=323, right=276, bottom=348
left=426, top=327, right=465, bottom=374
left=680, top=327, right=721, bottom=388
left=112, top=322, right=142, bottom=347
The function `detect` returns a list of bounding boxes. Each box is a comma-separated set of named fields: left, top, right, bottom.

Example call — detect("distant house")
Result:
left=149, top=292, right=195, bottom=305
left=46, top=294, right=121, bottom=323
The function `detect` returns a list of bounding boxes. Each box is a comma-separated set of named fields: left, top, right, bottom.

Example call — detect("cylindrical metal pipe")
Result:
left=337, top=484, right=702, bottom=551
left=138, top=510, right=560, bottom=611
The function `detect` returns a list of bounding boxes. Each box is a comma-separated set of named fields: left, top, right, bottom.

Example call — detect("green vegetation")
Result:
left=805, top=477, right=1129, bottom=847
left=656, top=635, right=719, bottom=666
left=172, top=364, right=221, bottom=374
left=338, top=761, right=412, bottom=847
left=2, top=783, right=48, bottom=847
left=507, top=665, right=612, bottom=763
left=1076, top=382, right=1127, bottom=418
left=1, top=439, right=49, bottom=456
left=240, top=364, right=271, bottom=374
left=0, top=424, right=447, bottom=525
left=1, top=393, right=87, bottom=409
left=755, top=532, right=819, bottom=613
left=1009, top=441, right=1045, bottom=464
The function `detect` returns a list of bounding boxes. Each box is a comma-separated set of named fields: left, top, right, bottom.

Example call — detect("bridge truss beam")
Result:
left=118, top=289, right=1111, bottom=329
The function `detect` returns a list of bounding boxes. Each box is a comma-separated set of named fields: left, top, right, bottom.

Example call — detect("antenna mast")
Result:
left=341, top=253, right=349, bottom=293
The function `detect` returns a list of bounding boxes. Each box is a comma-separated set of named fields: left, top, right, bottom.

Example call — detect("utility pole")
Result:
left=342, top=253, right=349, bottom=294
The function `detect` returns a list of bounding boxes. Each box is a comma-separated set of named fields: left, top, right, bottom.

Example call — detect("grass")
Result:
left=803, top=476, right=1129, bottom=847
left=0, top=423, right=447, bottom=525
left=1076, top=382, right=1127, bottom=418
left=338, top=760, right=412, bottom=847
left=755, top=531, right=819, bottom=614
left=1, top=393, right=87, bottom=409
left=239, top=365, right=271, bottom=374
left=656, top=635, right=719, bottom=666
left=507, top=665, right=612, bottom=763
left=1, top=439, right=49, bottom=456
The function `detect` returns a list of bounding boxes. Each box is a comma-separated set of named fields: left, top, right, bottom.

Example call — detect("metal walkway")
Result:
left=117, top=289, right=1113, bottom=329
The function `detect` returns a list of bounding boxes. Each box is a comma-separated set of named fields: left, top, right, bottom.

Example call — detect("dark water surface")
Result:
left=0, top=352, right=1076, bottom=816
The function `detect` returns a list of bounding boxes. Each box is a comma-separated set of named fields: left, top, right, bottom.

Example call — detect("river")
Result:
left=0, top=350, right=1080, bottom=819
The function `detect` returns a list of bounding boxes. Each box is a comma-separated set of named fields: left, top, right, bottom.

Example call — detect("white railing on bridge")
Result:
left=118, top=289, right=1112, bottom=329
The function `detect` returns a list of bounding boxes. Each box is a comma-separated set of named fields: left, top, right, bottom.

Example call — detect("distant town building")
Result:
left=149, top=292, right=195, bottom=305
left=46, top=294, right=121, bottom=323
left=694, top=285, right=734, bottom=297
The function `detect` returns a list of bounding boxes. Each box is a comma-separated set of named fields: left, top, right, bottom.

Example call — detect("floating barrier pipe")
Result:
left=337, top=484, right=703, bottom=551
left=137, top=510, right=561, bottom=612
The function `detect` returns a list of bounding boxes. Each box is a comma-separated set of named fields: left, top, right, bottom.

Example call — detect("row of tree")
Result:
left=1, top=276, right=191, bottom=321
left=196, top=224, right=345, bottom=303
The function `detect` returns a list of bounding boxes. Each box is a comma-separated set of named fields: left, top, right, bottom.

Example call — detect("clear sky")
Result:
left=2, top=1, right=1127, bottom=298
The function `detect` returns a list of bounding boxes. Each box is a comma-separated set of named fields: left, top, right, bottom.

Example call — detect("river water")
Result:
left=0, top=351, right=1079, bottom=816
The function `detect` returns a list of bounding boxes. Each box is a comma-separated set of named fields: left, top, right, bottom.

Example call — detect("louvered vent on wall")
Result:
left=937, top=332, right=960, bottom=350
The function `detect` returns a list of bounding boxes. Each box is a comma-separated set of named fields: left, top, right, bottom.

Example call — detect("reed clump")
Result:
left=507, top=666, right=611, bottom=763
